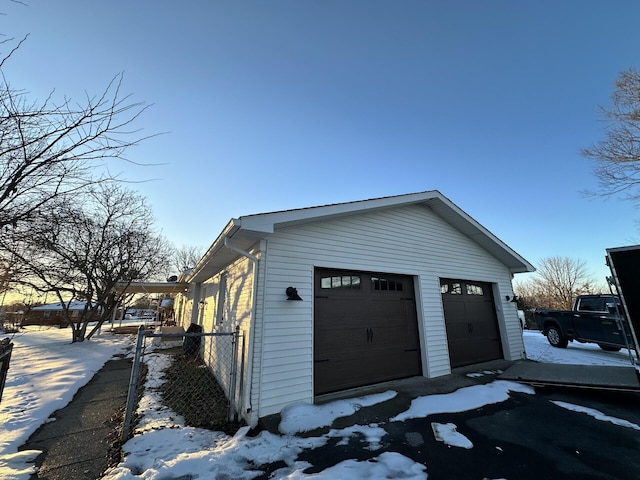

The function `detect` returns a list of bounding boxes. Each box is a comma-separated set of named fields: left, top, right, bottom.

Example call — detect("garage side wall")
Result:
left=258, top=204, right=522, bottom=417
left=177, top=252, right=261, bottom=425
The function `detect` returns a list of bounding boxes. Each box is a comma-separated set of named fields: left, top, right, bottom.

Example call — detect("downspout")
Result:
left=224, top=236, right=259, bottom=426
left=190, top=283, right=202, bottom=326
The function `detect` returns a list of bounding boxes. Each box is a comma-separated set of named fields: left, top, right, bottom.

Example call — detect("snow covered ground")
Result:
left=523, top=329, right=637, bottom=366
left=0, top=326, right=134, bottom=479
left=0, top=328, right=637, bottom=479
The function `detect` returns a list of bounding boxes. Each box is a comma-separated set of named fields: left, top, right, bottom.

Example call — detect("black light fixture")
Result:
left=506, top=295, right=518, bottom=303
left=286, top=287, right=303, bottom=301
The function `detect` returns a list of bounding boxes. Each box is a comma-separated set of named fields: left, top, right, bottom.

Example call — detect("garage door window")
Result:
left=371, top=277, right=403, bottom=291
left=466, top=283, right=484, bottom=295
left=440, top=281, right=462, bottom=295
left=320, top=275, right=361, bottom=289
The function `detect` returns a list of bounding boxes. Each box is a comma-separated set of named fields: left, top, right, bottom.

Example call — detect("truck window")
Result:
left=577, top=297, right=606, bottom=312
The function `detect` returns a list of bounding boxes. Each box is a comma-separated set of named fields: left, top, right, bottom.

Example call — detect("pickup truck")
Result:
left=534, top=294, right=632, bottom=351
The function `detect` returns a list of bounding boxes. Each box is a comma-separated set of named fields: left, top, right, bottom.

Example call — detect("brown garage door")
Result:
left=440, top=278, right=503, bottom=368
left=314, top=268, right=422, bottom=395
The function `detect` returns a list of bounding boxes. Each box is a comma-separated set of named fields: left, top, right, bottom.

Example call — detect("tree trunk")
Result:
left=71, top=322, right=88, bottom=342
left=86, top=320, right=107, bottom=340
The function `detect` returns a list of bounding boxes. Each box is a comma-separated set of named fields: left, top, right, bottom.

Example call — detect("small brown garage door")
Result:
left=314, top=268, right=422, bottom=395
left=440, top=278, right=503, bottom=368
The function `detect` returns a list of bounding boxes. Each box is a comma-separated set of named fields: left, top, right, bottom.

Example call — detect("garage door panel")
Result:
left=314, top=268, right=422, bottom=395
left=315, top=350, right=421, bottom=393
left=441, top=278, right=503, bottom=368
left=314, top=326, right=368, bottom=359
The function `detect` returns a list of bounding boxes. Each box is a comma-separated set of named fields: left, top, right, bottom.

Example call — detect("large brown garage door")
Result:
left=314, top=268, right=422, bottom=395
left=440, top=278, right=503, bottom=368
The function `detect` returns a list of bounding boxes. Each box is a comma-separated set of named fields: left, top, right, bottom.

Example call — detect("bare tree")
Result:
left=0, top=253, right=14, bottom=296
left=514, top=256, right=598, bottom=310
left=583, top=67, right=640, bottom=203
left=0, top=68, right=152, bottom=230
left=172, top=244, right=205, bottom=275
left=1, top=183, right=172, bottom=342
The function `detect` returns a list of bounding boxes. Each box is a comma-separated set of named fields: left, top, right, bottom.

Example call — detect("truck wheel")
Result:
left=598, top=344, right=621, bottom=352
left=546, top=325, right=568, bottom=348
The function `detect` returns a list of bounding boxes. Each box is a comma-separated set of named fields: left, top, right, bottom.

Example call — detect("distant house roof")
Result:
left=188, top=190, right=535, bottom=283
left=31, top=301, right=96, bottom=311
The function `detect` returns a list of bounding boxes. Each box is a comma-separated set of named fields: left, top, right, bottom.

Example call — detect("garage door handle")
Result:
left=315, top=358, right=329, bottom=363
left=366, top=328, right=373, bottom=343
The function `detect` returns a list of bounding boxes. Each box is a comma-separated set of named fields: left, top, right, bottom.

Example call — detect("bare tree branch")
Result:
left=583, top=67, right=640, bottom=204
left=0, top=70, right=156, bottom=229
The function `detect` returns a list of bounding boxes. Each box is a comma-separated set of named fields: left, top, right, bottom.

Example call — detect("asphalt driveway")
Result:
left=258, top=361, right=640, bottom=480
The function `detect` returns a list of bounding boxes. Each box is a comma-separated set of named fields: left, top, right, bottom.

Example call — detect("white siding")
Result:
left=176, top=284, right=197, bottom=330
left=175, top=252, right=261, bottom=425
left=257, top=203, right=523, bottom=417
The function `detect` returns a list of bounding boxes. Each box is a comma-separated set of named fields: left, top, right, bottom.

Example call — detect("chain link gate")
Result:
left=121, top=325, right=243, bottom=441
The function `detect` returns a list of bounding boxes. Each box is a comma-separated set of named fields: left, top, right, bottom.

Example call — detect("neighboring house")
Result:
left=22, top=301, right=99, bottom=327
left=174, top=191, right=535, bottom=426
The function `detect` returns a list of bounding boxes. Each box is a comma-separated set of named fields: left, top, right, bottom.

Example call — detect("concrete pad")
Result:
left=500, top=361, right=640, bottom=391
left=159, top=326, right=185, bottom=342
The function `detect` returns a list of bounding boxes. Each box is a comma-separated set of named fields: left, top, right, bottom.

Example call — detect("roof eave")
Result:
left=186, top=219, right=268, bottom=283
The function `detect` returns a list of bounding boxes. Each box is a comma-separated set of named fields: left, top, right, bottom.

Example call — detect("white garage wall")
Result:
left=256, top=203, right=523, bottom=417
left=182, top=253, right=262, bottom=425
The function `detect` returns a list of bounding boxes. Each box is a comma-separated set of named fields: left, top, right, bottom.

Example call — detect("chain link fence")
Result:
left=121, top=325, right=243, bottom=441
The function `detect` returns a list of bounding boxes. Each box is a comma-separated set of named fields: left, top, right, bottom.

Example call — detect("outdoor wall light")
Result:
left=506, top=295, right=518, bottom=303
left=286, top=287, right=303, bottom=301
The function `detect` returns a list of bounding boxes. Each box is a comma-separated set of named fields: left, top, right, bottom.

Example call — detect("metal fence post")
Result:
left=238, top=331, right=246, bottom=421
left=121, top=325, right=146, bottom=442
left=228, top=325, right=240, bottom=421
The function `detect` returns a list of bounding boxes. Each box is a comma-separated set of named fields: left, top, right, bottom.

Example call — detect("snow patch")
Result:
left=276, top=451, right=428, bottom=479
left=466, top=369, right=503, bottom=378
left=391, top=381, right=535, bottom=422
left=431, top=422, right=473, bottom=449
left=279, top=391, right=397, bottom=434
left=551, top=401, right=640, bottom=430
left=328, top=424, right=387, bottom=450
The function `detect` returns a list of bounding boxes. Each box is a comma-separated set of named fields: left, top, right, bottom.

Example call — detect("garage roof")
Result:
left=113, top=281, right=189, bottom=295
left=188, top=190, right=535, bottom=282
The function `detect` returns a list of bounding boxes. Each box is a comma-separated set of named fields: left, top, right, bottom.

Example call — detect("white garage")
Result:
left=174, top=191, right=534, bottom=426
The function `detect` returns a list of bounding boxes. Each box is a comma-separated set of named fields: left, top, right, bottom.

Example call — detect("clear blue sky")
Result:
left=4, top=1, right=640, bottom=282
